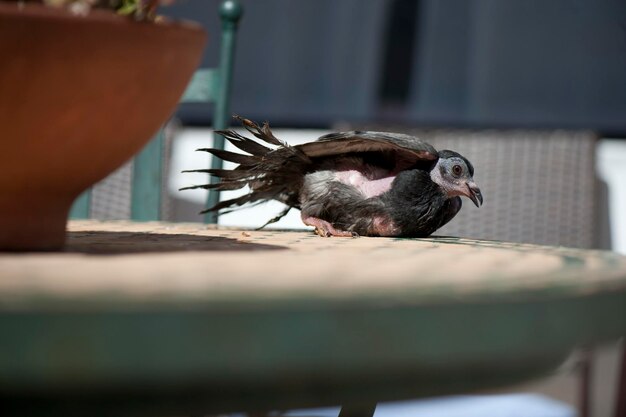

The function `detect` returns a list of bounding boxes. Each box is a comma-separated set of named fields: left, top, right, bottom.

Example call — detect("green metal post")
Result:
left=69, top=189, right=92, bottom=219
left=131, top=129, right=165, bottom=221
left=204, top=0, right=243, bottom=224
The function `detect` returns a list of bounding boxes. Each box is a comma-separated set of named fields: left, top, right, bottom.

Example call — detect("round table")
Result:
left=1, top=221, right=625, bottom=416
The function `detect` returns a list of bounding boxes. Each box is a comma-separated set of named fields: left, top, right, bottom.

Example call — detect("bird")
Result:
left=181, top=116, right=483, bottom=238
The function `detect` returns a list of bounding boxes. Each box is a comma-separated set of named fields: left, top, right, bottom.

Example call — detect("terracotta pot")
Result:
left=0, top=3, right=206, bottom=250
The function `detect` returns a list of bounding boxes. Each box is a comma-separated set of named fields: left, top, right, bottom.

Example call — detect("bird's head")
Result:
left=430, top=150, right=483, bottom=207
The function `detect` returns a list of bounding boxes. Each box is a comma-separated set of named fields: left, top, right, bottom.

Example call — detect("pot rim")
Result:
left=0, top=1, right=204, bottom=33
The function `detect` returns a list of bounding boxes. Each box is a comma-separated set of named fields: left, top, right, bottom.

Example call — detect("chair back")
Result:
left=70, top=0, right=243, bottom=223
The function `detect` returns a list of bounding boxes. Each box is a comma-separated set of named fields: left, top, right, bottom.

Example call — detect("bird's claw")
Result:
left=314, top=227, right=331, bottom=238
left=304, top=216, right=358, bottom=238
left=315, top=227, right=357, bottom=238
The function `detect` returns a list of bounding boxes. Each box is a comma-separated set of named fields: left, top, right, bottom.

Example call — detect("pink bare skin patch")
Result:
left=312, top=156, right=399, bottom=199
left=301, top=215, right=357, bottom=238
left=333, top=170, right=396, bottom=198
left=371, top=216, right=399, bottom=237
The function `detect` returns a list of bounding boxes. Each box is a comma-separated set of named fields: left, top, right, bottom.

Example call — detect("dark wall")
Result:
left=165, top=0, right=626, bottom=133
left=410, top=0, right=626, bottom=133
left=165, top=0, right=389, bottom=126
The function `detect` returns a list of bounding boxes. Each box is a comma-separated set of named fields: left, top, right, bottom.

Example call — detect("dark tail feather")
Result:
left=236, top=117, right=311, bottom=164
left=234, top=115, right=285, bottom=147
left=200, top=199, right=265, bottom=216
left=215, top=129, right=272, bottom=156
left=182, top=168, right=253, bottom=181
left=255, top=206, right=292, bottom=230
left=183, top=116, right=311, bottom=224
left=179, top=181, right=246, bottom=191
left=196, top=148, right=258, bottom=165
left=199, top=192, right=259, bottom=214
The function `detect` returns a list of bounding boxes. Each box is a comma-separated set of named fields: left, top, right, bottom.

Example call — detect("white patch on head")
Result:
left=430, top=158, right=470, bottom=198
left=429, top=160, right=448, bottom=190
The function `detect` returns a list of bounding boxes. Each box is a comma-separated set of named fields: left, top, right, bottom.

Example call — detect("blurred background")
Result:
left=157, top=0, right=626, bottom=250
left=89, top=1, right=625, bottom=414
left=169, top=0, right=626, bottom=131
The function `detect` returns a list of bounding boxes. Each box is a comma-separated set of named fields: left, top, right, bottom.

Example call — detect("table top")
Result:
left=1, top=220, right=626, bottom=416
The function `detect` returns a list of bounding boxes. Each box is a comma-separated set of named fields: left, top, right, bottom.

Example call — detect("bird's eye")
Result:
left=452, top=164, right=463, bottom=177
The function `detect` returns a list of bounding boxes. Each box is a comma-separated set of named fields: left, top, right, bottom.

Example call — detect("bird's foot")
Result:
left=302, top=216, right=358, bottom=238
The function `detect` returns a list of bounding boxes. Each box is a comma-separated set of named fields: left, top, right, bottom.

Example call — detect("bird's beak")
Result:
left=466, top=181, right=483, bottom=207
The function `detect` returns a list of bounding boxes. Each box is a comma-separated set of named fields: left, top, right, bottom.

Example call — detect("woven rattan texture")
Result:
left=90, top=124, right=175, bottom=221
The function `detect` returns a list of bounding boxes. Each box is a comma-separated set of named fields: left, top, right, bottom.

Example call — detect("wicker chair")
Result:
left=394, top=128, right=607, bottom=249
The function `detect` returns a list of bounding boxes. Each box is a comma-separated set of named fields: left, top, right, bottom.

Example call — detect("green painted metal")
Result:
left=68, top=189, right=91, bottom=219
left=131, top=129, right=164, bottom=221
left=2, top=229, right=626, bottom=415
left=0, top=291, right=624, bottom=415
left=204, top=0, right=243, bottom=224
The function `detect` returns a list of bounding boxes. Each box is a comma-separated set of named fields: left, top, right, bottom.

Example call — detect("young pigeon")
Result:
left=182, top=116, right=483, bottom=237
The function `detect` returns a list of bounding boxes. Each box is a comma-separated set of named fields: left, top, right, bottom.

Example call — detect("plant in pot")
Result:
left=0, top=0, right=207, bottom=250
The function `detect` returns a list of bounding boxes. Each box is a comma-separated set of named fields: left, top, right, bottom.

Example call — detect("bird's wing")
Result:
left=296, top=132, right=439, bottom=201
left=296, top=131, right=438, bottom=163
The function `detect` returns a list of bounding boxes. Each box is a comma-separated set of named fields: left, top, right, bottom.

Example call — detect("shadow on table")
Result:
left=64, top=231, right=288, bottom=254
